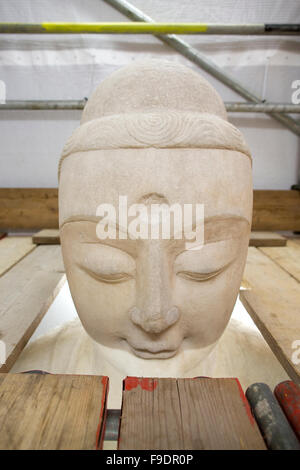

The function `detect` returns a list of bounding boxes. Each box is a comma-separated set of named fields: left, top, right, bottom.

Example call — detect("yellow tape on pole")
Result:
left=41, top=22, right=208, bottom=34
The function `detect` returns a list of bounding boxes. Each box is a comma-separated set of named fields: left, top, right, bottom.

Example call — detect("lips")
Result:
left=127, top=341, right=179, bottom=359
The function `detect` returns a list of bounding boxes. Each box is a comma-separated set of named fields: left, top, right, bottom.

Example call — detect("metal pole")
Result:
left=104, top=0, right=300, bottom=137
left=0, top=100, right=86, bottom=110
left=1, top=100, right=300, bottom=113
left=0, top=22, right=300, bottom=35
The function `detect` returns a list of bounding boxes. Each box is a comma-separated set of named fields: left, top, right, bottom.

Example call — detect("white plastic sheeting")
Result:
left=0, top=0, right=299, bottom=189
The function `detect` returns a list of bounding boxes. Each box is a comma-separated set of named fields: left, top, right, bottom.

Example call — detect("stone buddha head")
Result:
left=59, top=60, right=252, bottom=376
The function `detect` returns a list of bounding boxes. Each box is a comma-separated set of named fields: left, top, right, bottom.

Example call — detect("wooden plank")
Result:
left=252, top=190, right=300, bottom=231
left=0, top=373, right=108, bottom=450
left=249, top=231, right=287, bottom=247
left=33, top=229, right=60, bottom=245
left=0, top=246, right=65, bottom=372
left=1, top=189, right=300, bottom=231
left=259, top=239, right=300, bottom=282
left=0, top=236, right=35, bottom=276
left=0, top=188, right=58, bottom=230
left=118, top=377, right=266, bottom=450
left=240, top=247, right=300, bottom=384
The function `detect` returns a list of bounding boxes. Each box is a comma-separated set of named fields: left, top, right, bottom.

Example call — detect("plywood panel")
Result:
left=0, top=373, right=108, bottom=450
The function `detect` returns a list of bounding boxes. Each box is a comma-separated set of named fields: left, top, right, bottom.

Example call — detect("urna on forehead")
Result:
left=58, top=60, right=252, bottom=225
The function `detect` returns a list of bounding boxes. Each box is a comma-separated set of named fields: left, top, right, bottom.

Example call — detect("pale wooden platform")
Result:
left=0, top=245, right=65, bottom=372
left=241, top=244, right=300, bottom=385
left=0, top=236, right=35, bottom=276
left=0, top=373, right=108, bottom=450
left=118, top=377, right=266, bottom=450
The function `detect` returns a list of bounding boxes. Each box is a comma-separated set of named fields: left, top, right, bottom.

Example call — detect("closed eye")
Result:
left=79, top=265, right=133, bottom=284
left=177, top=264, right=229, bottom=282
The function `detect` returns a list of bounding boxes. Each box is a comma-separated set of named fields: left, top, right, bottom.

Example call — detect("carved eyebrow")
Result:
left=60, top=214, right=250, bottom=230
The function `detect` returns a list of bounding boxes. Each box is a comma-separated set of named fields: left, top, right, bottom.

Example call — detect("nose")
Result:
left=130, top=305, right=180, bottom=334
left=130, top=241, right=180, bottom=334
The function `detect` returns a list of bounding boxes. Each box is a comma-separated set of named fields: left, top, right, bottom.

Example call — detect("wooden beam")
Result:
left=0, top=246, right=65, bottom=372
left=118, top=377, right=266, bottom=450
left=0, top=373, right=108, bottom=450
left=1, top=189, right=300, bottom=231
left=240, top=247, right=300, bottom=385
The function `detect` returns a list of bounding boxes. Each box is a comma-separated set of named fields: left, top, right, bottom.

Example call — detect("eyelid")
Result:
left=176, top=262, right=231, bottom=282
left=78, top=264, right=134, bottom=284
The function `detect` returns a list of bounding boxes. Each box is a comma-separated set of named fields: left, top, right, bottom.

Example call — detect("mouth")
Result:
left=127, top=342, right=179, bottom=359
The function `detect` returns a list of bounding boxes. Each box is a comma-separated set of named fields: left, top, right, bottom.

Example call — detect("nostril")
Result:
left=165, top=307, right=179, bottom=326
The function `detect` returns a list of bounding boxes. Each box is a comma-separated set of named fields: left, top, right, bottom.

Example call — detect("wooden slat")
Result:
left=240, top=247, right=300, bottom=384
left=0, top=246, right=65, bottom=372
left=33, top=229, right=60, bottom=245
left=118, top=377, right=266, bottom=450
left=0, top=236, right=36, bottom=276
left=1, top=189, right=300, bottom=231
left=252, top=190, right=300, bottom=231
left=0, top=188, right=58, bottom=230
left=0, top=373, right=108, bottom=450
left=259, top=239, right=300, bottom=282
left=249, top=231, right=287, bottom=247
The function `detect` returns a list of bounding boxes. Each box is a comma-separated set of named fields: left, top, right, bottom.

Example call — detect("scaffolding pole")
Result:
left=0, top=22, right=300, bottom=35
left=104, top=0, right=300, bottom=137
left=1, top=100, right=300, bottom=113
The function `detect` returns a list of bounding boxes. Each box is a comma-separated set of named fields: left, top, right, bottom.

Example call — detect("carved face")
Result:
left=59, top=147, right=252, bottom=372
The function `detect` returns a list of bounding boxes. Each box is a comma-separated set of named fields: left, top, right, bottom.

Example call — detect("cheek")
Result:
left=65, top=263, right=136, bottom=342
left=173, top=262, right=244, bottom=346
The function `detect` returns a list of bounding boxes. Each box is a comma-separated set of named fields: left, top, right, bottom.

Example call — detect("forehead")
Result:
left=59, top=148, right=252, bottom=226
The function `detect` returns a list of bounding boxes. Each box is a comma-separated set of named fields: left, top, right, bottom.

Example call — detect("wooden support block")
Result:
left=240, top=247, right=300, bottom=384
left=118, top=377, right=266, bottom=450
left=0, top=233, right=6, bottom=240
left=33, top=229, right=60, bottom=245
left=1, top=189, right=300, bottom=231
left=274, top=380, right=300, bottom=442
left=252, top=190, right=300, bottom=231
left=0, top=188, right=58, bottom=230
left=0, top=246, right=65, bottom=372
left=0, top=236, right=35, bottom=276
left=249, top=231, right=287, bottom=247
left=0, top=373, right=108, bottom=450
left=259, top=239, right=300, bottom=282
left=246, top=383, right=300, bottom=450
